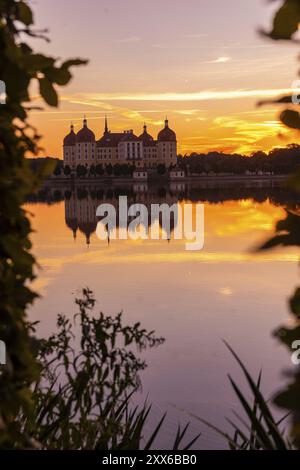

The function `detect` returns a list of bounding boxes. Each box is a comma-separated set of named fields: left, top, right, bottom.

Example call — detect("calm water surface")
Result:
left=27, top=181, right=299, bottom=449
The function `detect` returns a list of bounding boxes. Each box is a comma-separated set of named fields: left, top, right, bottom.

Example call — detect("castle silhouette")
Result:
left=63, top=117, right=177, bottom=171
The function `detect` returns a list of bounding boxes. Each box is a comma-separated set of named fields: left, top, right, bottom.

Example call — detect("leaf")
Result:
left=228, top=375, right=275, bottom=449
left=257, top=210, right=300, bottom=251
left=257, top=95, right=292, bottom=107
left=61, top=59, right=89, bottom=69
left=183, top=431, right=201, bottom=451
left=262, top=0, right=300, bottom=40
left=144, top=413, right=166, bottom=450
left=44, top=67, right=72, bottom=86
left=280, top=109, right=300, bottom=130
left=258, top=234, right=288, bottom=251
left=184, top=412, right=243, bottom=450
left=289, top=288, right=300, bottom=318
left=16, top=1, right=33, bottom=26
left=39, top=78, right=58, bottom=107
left=224, top=341, right=288, bottom=450
left=22, top=54, right=55, bottom=71
left=274, top=325, right=300, bottom=349
left=31, top=158, right=56, bottom=179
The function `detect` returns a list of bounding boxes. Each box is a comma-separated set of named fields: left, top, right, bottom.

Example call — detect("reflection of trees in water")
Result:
left=186, top=185, right=300, bottom=207
left=27, top=180, right=300, bottom=207
left=24, top=181, right=300, bottom=245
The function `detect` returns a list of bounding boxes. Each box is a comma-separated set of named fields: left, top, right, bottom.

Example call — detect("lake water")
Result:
left=26, top=180, right=299, bottom=449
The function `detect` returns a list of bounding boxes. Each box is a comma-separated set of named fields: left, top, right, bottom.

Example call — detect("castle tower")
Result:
left=63, top=123, right=77, bottom=170
left=138, top=124, right=156, bottom=169
left=75, top=117, right=96, bottom=168
left=157, top=118, right=177, bottom=168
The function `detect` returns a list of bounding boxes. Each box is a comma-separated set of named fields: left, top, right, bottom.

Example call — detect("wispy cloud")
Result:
left=67, top=99, right=115, bottom=110
left=67, top=87, right=295, bottom=102
left=50, top=97, right=165, bottom=128
left=208, top=56, right=231, bottom=64
left=210, top=114, right=290, bottom=154
left=175, top=109, right=203, bottom=116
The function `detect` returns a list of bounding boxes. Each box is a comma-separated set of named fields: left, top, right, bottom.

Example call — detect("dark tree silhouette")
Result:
left=95, top=163, right=104, bottom=176
left=0, top=0, right=87, bottom=448
left=63, top=165, right=71, bottom=176
left=76, top=164, right=87, bottom=178
left=157, top=163, right=166, bottom=175
left=105, top=163, right=113, bottom=176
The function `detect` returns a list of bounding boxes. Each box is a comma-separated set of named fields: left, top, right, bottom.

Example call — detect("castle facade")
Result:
left=63, top=117, right=177, bottom=170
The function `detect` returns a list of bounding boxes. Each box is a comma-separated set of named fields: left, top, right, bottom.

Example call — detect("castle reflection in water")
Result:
left=27, top=179, right=300, bottom=245
left=65, top=182, right=186, bottom=245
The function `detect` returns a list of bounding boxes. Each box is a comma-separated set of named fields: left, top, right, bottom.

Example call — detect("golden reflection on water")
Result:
left=26, top=185, right=299, bottom=449
left=26, top=195, right=296, bottom=294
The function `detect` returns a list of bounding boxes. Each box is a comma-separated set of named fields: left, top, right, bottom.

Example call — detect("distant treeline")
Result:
left=27, top=158, right=167, bottom=177
left=26, top=183, right=300, bottom=208
left=178, top=144, right=300, bottom=174
left=28, top=157, right=61, bottom=172
left=28, top=144, right=300, bottom=176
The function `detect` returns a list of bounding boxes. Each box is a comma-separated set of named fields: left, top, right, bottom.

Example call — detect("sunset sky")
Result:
left=28, top=0, right=300, bottom=157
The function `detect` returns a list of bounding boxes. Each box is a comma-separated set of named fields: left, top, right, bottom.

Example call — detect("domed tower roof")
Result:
left=138, top=124, right=155, bottom=147
left=66, top=218, right=78, bottom=240
left=77, top=117, right=95, bottom=143
left=78, top=221, right=97, bottom=246
left=158, top=118, right=176, bottom=142
left=63, top=124, right=77, bottom=146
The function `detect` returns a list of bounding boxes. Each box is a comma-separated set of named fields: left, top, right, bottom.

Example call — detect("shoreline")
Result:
left=44, top=174, right=289, bottom=185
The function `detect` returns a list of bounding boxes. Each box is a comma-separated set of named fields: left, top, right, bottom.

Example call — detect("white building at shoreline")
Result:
left=63, top=117, right=177, bottom=170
